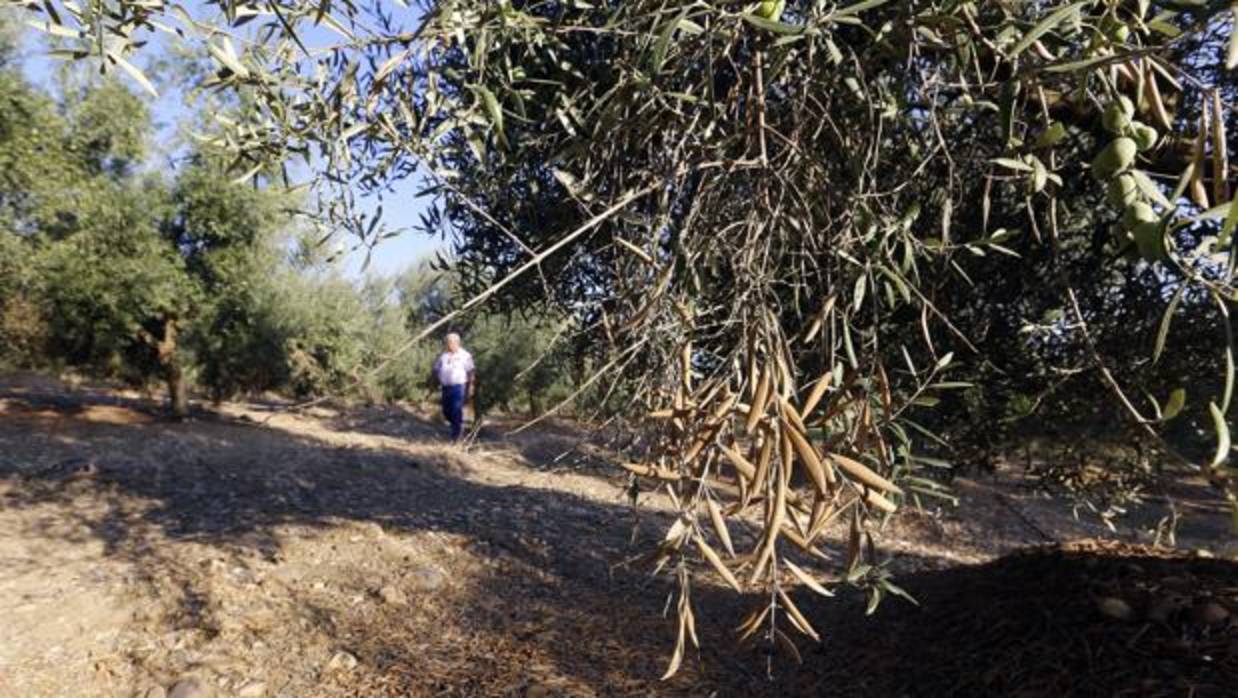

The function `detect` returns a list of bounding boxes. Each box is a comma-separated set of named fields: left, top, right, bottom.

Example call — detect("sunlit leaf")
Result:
left=1162, top=388, right=1186, bottom=421
left=1154, top=285, right=1185, bottom=364
left=1209, top=401, right=1230, bottom=469
left=208, top=40, right=249, bottom=79
left=741, top=14, right=802, bottom=35
left=1228, top=4, right=1238, bottom=70
left=475, top=85, right=504, bottom=135
left=829, top=0, right=894, bottom=20
left=1011, top=2, right=1089, bottom=58
left=106, top=50, right=159, bottom=98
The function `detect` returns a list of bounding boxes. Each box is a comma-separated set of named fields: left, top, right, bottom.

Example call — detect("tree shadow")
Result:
left=783, top=544, right=1237, bottom=698
left=1, top=386, right=1234, bottom=697
left=499, top=418, right=621, bottom=475
left=0, top=382, right=171, bottom=423
left=0, top=386, right=738, bottom=693
left=324, top=401, right=623, bottom=482
left=322, top=400, right=446, bottom=443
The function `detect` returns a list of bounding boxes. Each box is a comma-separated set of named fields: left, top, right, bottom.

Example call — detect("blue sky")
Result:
left=14, top=2, right=444, bottom=280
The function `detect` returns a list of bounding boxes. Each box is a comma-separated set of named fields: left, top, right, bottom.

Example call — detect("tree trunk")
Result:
left=157, top=318, right=189, bottom=420
left=528, top=388, right=541, bottom=418
left=166, top=362, right=189, bottom=420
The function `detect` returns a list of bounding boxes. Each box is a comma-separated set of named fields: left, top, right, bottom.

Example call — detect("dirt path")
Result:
left=1, top=375, right=1234, bottom=697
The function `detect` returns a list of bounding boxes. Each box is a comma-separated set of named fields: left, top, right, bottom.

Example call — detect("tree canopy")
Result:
left=0, top=37, right=574, bottom=415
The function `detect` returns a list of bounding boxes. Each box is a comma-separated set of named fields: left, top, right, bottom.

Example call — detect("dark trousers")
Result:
left=440, top=384, right=467, bottom=441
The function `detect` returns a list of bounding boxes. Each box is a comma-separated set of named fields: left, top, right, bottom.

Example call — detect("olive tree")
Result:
left=11, top=0, right=1238, bottom=670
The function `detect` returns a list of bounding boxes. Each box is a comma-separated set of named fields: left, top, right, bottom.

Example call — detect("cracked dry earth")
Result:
left=1, top=374, right=1234, bottom=697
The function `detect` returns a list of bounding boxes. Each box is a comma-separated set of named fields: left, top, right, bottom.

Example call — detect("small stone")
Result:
left=1193, top=602, right=1230, bottom=626
left=237, top=681, right=267, bottom=697
left=1097, top=597, right=1134, bottom=621
left=378, top=585, right=407, bottom=605
left=411, top=566, right=445, bottom=591
left=168, top=677, right=212, bottom=698
left=243, top=609, right=277, bottom=632
left=525, top=684, right=554, bottom=698
left=327, top=651, right=358, bottom=671
left=144, top=687, right=167, bottom=698
left=68, top=462, right=99, bottom=480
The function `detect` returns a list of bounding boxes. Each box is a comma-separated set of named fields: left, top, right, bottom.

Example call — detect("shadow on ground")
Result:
left=326, top=400, right=623, bottom=482
left=1, top=385, right=1234, bottom=697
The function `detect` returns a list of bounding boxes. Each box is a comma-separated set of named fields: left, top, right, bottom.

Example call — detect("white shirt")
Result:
left=433, top=349, right=475, bottom=387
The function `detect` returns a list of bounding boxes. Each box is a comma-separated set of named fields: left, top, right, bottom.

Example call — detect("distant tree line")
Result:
left=0, top=25, right=576, bottom=417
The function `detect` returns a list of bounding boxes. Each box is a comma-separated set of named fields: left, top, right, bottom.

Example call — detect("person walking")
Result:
left=431, top=332, right=475, bottom=442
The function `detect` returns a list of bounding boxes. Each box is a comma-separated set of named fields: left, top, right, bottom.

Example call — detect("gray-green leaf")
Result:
left=1162, top=388, right=1186, bottom=420
left=1011, top=2, right=1089, bottom=58
left=1209, top=401, right=1230, bottom=469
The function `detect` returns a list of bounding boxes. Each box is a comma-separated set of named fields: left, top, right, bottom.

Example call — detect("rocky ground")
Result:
left=0, top=373, right=1234, bottom=697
